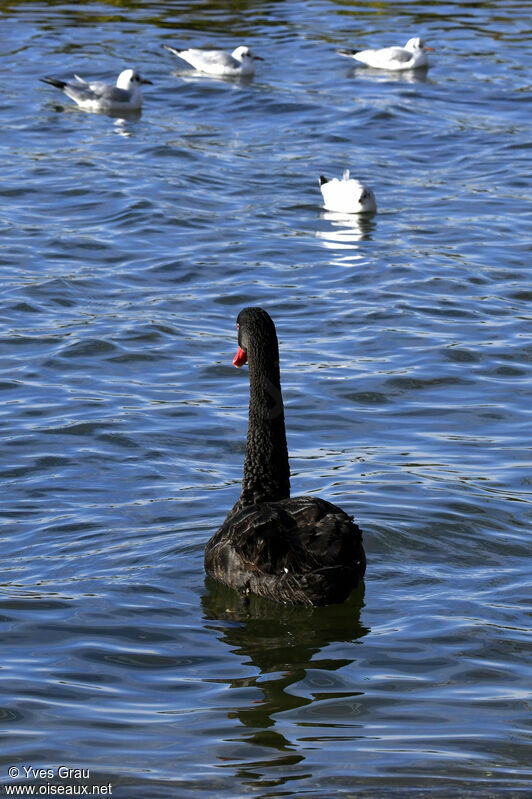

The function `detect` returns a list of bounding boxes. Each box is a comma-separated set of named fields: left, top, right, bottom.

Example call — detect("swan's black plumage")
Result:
left=204, top=307, right=366, bottom=606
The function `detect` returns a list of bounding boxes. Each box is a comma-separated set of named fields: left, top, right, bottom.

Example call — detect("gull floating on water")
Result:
left=337, top=37, right=432, bottom=71
left=319, top=171, right=377, bottom=214
left=163, top=44, right=263, bottom=77
left=40, top=68, right=152, bottom=113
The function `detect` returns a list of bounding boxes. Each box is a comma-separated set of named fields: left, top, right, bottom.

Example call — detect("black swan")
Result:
left=205, top=307, right=366, bottom=606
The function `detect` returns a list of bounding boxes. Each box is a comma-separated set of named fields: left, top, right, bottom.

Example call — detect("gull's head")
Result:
left=357, top=186, right=377, bottom=213
left=345, top=177, right=377, bottom=213
left=232, top=46, right=263, bottom=63
left=116, top=69, right=153, bottom=90
left=405, top=37, right=426, bottom=52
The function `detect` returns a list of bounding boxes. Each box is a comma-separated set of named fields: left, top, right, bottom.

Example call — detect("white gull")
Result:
left=337, top=37, right=432, bottom=71
left=40, top=68, right=152, bottom=113
left=163, top=44, right=262, bottom=77
left=319, top=171, right=377, bottom=214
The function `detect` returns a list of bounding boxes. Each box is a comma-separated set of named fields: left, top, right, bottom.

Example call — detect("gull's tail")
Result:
left=163, top=44, right=183, bottom=57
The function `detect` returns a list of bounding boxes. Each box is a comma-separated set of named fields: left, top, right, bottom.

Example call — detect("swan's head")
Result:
left=116, top=69, right=153, bottom=90
left=405, top=37, right=430, bottom=52
left=232, top=46, right=263, bottom=63
left=233, top=307, right=276, bottom=368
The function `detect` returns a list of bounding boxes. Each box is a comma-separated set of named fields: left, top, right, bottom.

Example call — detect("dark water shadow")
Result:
left=201, top=578, right=369, bottom=784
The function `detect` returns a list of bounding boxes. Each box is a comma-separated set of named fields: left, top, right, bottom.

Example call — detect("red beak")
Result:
left=233, top=347, right=248, bottom=367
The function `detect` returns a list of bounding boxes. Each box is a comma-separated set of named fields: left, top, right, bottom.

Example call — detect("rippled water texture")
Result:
left=1, top=1, right=531, bottom=797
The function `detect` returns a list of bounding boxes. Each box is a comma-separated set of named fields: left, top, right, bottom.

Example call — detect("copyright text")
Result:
left=4, top=767, right=112, bottom=796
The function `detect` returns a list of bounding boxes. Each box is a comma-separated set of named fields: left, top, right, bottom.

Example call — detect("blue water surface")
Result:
left=1, top=2, right=530, bottom=797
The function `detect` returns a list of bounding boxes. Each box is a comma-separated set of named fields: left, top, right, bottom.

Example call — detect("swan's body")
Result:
left=40, top=69, right=152, bottom=112
left=164, top=44, right=262, bottom=76
left=205, top=307, right=366, bottom=606
left=320, top=171, right=377, bottom=214
left=337, top=37, right=431, bottom=71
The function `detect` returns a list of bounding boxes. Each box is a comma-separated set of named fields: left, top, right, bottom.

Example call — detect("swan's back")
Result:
left=205, top=495, right=366, bottom=606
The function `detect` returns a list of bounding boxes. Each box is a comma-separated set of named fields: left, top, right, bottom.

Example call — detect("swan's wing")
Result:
left=206, top=495, right=365, bottom=605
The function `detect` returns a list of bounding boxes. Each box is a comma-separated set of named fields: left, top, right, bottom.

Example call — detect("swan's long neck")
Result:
left=239, top=336, right=290, bottom=507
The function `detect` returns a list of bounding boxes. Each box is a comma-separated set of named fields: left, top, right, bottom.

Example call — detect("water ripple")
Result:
left=0, top=2, right=530, bottom=798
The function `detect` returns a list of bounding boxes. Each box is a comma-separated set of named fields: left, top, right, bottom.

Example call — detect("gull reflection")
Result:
left=113, top=115, right=139, bottom=137
left=346, top=66, right=431, bottom=84
left=170, top=70, right=255, bottom=87
left=316, top=210, right=376, bottom=265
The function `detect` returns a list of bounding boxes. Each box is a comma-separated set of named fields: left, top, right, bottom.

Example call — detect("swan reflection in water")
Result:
left=201, top=578, right=368, bottom=788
